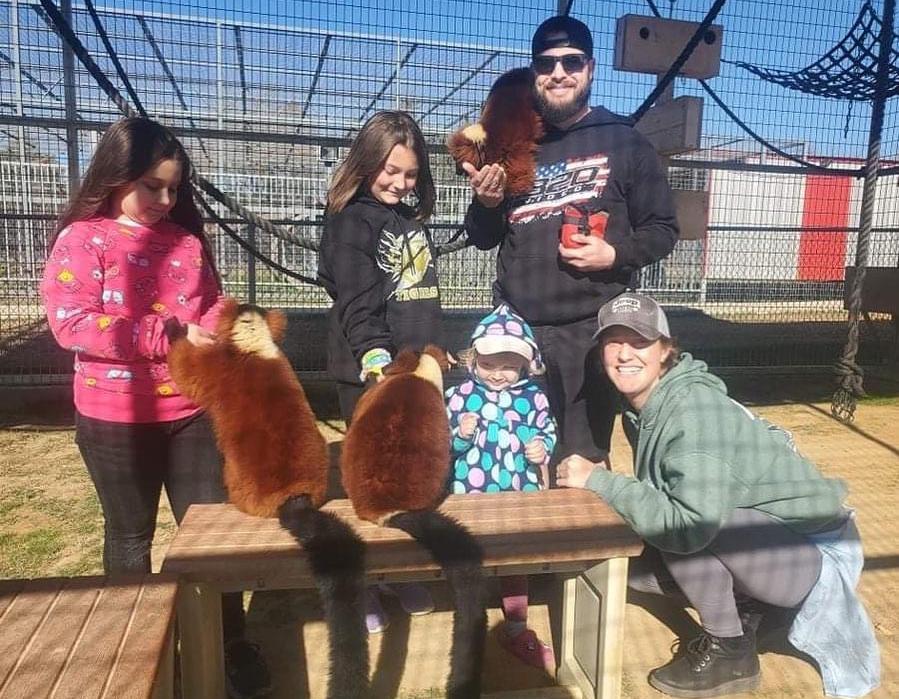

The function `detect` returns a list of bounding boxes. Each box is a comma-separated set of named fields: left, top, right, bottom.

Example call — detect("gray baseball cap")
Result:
left=592, top=292, right=671, bottom=341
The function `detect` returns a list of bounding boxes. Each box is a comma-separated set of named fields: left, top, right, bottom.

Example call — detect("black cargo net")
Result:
left=730, top=2, right=899, bottom=101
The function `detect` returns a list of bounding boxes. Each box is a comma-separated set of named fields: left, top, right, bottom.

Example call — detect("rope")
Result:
left=832, top=194, right=873, bottom=423
left=135, top=16, right=211, bottom=160
left=832, top=358, right=865, bottom=422
left=728, top=2, right=899, bottom=102
left=194, top=190, right=323, bottom=286
left=42, top=0, right=469, bottom=281
left=83, top=0, right=147, bottom=118
left=188, top=172, right=321, bottom=251
left=630, top=0, right=728, bottom=123
left=638, top=0, right=891, bottom=418
left=39, top=0, right=137, bottom=118
left=844, top=100, right=853, bottom=139
left=435, top=225, right=469, bottom=257
left=39, top=0, right=321, bottom=258
left=831, top=0, right=895, bottom=422
left=696, top=81, right=849, bottom=173
left=640, top=0, right=847, bottom=174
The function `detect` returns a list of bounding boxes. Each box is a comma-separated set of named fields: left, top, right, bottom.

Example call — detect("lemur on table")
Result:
left=168, top=299, right=368, bottom=698
left=341, top=345, right=488, bottom=699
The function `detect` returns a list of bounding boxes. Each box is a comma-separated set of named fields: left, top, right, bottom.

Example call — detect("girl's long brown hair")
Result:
left=326, top=111, right=435, bottom=221
left=53, top=117, right=220, bottom=283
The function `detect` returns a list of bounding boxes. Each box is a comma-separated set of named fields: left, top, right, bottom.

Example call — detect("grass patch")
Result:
left=56, top=537, right=104, bottom=577
left=0, top=426, right=106, bottom=577
left=39, top=493, right=102, bottom=535
left=0, top=426, right=179, bottom=579
left=0, top=486, right=42, bottom=517
left=0, top=529, right=65, bottom=577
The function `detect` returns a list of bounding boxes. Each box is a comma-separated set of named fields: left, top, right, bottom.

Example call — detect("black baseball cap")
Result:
left=592, top=292, right=671, bottom=341
left=532, top=15, right=594, bottom=58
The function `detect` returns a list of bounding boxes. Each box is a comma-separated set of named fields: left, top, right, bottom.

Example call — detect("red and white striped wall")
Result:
left=704, top=154, right=898, bottom=281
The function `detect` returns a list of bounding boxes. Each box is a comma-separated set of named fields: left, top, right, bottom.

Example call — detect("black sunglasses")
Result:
left=532, top=53, right=590, bottom=75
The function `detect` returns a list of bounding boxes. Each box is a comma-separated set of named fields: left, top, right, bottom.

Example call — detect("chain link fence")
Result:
left=1, top=0, right=897, bottom=384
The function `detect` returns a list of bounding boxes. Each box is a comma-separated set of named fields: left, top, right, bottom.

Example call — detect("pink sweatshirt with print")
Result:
left=40, top=217, right=225, bottom=423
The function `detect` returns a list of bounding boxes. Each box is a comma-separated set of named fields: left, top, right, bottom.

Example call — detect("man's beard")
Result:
left=533, top=81, right=591, bottom=125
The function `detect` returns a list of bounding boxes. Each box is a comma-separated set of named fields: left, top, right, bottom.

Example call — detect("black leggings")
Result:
left=628, top=507, right=824, bottom=638
left=76, top=410, right=245, bottom=639
left=532, top=315, right=617, bottom=466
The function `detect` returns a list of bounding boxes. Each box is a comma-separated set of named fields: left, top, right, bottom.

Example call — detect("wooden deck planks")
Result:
left=0, top=578, right=67, bottom=695
left=100, top=578, right=178, bottom=699
left=0, top=575, right=178, bottom=699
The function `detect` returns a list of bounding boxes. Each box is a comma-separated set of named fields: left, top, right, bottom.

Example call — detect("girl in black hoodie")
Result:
left=317, top=110, right=442, bottom=633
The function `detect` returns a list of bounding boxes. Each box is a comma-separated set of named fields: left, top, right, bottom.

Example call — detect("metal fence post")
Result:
left=61, top=0, right=80, bottom=195
left=11, top=0, right=25, bottom=162
left=246, top=223, right=256, bottom=304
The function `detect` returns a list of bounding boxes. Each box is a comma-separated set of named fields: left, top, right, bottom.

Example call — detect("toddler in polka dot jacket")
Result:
left=445, top=304, right=558, bottom=671
left=447, top=304, right=556, bottom=493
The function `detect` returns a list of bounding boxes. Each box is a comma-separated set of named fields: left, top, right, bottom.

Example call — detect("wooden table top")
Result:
left=162, top=489, right=643, bottom=590
left=0, top=574, right=177, bottom=699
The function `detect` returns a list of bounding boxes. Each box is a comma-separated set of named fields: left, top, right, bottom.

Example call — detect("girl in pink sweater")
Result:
left=40, top=117, right=269, bottom=699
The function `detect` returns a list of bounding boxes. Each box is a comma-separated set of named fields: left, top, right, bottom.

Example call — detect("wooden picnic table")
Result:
left=163, top=488, right=643, bottom=699
left=0, top=574, right=178, bottom=699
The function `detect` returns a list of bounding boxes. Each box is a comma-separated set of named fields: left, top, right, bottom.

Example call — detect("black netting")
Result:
left=729, top=2, right=899, bottom=101
left=3, top=0, right=898, bottom=382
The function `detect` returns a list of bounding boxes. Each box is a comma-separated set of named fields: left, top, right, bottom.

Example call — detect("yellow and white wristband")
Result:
left=359, top=348, right=392, bottom=382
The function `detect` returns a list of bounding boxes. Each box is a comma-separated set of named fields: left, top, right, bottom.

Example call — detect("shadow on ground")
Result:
left=244, top=575, right=563, bottom=698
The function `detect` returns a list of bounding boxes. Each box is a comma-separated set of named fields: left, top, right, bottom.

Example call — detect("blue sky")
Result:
left=126, top=0, right=899, bottom=159
left=5, top=0, right=898, bottom=161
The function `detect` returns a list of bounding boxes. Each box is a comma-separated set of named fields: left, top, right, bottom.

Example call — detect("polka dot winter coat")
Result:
left=445, top=305, right=557, bottom=494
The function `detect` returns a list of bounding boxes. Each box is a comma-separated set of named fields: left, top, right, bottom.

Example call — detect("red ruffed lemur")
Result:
left=447, top=66, right=544, bottom=197
left=448, top=66, right=608, bottom=244
left=341, top=345, right=487, bottom=699
left=168, top=299, right=369, bottom=699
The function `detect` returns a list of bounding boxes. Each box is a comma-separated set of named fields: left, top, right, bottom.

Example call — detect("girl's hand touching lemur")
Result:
left=185, top=323, right=217, bottom=347
left=165, top=319, right=216, bottom=347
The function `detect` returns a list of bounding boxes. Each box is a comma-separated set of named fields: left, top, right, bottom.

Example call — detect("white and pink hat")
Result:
left=470, top=303, right=544, bottom=375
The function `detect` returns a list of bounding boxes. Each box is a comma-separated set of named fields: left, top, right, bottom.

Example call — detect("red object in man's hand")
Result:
left=560, top=205, right=608, bottom=248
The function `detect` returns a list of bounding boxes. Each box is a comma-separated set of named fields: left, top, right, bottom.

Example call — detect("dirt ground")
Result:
left=0, top=379, right=897, bottom=698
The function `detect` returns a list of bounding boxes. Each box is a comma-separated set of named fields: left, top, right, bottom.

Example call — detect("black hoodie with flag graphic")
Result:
left=464, top=106, right=679, bottom=326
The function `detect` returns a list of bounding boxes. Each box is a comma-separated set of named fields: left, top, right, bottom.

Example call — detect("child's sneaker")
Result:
left=365, top=587, right=389, bottom=634
left=499, top=628, right=556, bottom=671
left=379, top=582, right=435, bottom=616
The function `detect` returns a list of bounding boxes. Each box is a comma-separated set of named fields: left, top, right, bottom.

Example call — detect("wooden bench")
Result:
left=0, top=574, right=178, bottom=699
left=162, top=488, right=643, bottom=699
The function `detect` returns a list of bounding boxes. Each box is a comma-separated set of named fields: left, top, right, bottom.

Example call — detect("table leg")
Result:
left=558, top=574, right=579, bottom=686
left=177, top=582, right=225, bottom=699
left=151, top=619, right=175, bottom=699
left=557, top=557, right=629, bottom=699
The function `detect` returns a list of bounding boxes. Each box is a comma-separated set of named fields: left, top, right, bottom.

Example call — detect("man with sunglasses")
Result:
left=462, top=14, right=679, bottom=474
